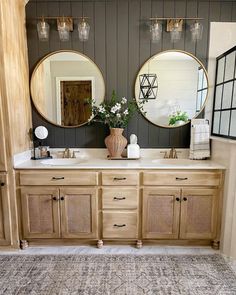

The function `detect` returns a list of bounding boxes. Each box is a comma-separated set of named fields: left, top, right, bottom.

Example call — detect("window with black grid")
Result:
left=196, top=67, right=208, bottom=113
left=212, top=46, right=236, bottom=139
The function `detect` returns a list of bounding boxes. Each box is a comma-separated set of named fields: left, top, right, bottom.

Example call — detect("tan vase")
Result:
left=105, top=128, right=127, bottom=158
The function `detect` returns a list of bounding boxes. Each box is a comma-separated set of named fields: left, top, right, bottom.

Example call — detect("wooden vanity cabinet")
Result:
left=142, top=170, right=223, bottom=248
left=0, top=174, right=11, bottom=245
left=19, top=171, right=98, bottom=241
left=21, top=186, right=98, bottom=240
left=142, top=187, right=218, bottom=240
left=18, top=169, right=223, bottom=249
left=179, top=188, right=218, bottom=240
left=142, top=188, right=180, bottom=239
left=101, top=172, right=139, bottom=242
left=21, top=187, right=61, bottom=239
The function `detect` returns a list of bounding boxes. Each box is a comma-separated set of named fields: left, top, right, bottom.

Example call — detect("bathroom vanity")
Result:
left=15, top=156, right=225, bottom=249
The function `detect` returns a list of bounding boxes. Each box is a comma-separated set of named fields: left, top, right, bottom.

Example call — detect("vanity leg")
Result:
left=212, top=240, right=220, bottom=250
left=20, top=240, right=29, bottom=250
left=136, top=240, right=143, bottom=249
left=97, top=240, right=103, bottom=249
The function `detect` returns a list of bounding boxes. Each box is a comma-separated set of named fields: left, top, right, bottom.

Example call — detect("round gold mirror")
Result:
left=30, top=50, right=105, bottom=127
left=135, top=50, right=209, bottom=128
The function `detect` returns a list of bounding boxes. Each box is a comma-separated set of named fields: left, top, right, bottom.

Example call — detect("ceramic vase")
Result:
left=105, top=128, right=127, bottom=158
left=174, top=120, right=186, bottom=126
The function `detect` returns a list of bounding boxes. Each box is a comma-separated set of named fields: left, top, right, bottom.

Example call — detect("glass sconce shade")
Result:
left=150, top=22, right=162, bottom=43
left=78, top=19, right=90, bottom=42
left=190, top=22, right=203, bottom=41
left=170, top=21, right=182, bottom=43
left=58, top=20, right=70, bottom=42
left=37, top=20, right=50, bottom=41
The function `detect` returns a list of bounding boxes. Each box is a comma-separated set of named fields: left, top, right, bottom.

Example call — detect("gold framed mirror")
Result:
left=30, top=50, right=105, bottom=127
left=135, top=50, right=209, bottom=128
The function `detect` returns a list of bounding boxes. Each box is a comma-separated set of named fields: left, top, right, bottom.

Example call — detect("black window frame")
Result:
left=211, top=45, right=236, bottom=140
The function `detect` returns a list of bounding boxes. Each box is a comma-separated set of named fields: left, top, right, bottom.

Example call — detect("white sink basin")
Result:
left=40, top=158, right=82, bottom=166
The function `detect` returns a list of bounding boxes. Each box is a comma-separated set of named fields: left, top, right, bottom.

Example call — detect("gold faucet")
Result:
left=163, top=148, right=178, bottom=159
left=62, top=148, right=72, bottom=158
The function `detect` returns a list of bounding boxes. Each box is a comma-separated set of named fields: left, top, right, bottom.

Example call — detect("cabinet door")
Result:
left=60, top=188, right=98, bottom=239
left=180, top=188, right=218, bottom=239
left=0, top=174, right=11, bottom=245
left=142, top=188, right=181, bottom=239
left=21, top=187, right=60, bottom=239
left=0, top=95, right=7, bottom=171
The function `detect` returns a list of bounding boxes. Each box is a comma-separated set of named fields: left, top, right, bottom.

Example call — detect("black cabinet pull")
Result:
left=52, top=197, right=58, bottom=201
left=114, top=224, right=126, bottom=228
left=60, top=196, right=65, bottom=201
left=113, top=177, right=126, bottom=181
left=0, top=182, right=5, bottom=187
left=176, top=177, right=188, bottom=181
left=183, top=197, right=188, bottom=201
left=114, top=197, right=126, bottom=201
left=176, top=197, right=180, bottom=202
left=52, top=177, right=65, bottom=180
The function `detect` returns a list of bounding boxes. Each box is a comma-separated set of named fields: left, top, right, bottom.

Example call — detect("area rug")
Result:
left=0, top=254, right=235, bottom=295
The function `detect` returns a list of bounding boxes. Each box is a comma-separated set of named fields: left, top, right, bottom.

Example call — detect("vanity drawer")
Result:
left=102, top=172, right=139, bottom=186
left=142, top=171, right=221, bottom=186
left=20, top=171, right=98, bottom=186
left=102, top=188, right=138, bottom=209
left=102, top=212, right=138, bottom=239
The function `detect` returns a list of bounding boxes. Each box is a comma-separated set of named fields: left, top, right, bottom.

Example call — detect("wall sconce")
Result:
left=78, top=17, right=90, bottom=42
left=36, top=16, right=90, bottom=42
left=37, top=17, right=50, bottom=42
left=149, top=18, right=203, bottom=43
left=57, top=17, right=73, bottom=42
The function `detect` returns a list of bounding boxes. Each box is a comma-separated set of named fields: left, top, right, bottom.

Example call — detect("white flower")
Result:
left=106, top=114, right=110, bottom=118
left=117, top=113, right=121, bottom=118
left=124, top=109, right=129, bottom=115
left=121, top=97, right=127, bottom=104
left=111, top=106, right=117, bottom=114
left=98, top=106, right=105, bottom=113
left=115, top=103, right=121, bottom=110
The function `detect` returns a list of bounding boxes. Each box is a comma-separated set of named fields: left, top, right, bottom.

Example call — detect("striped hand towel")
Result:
left=189, top=119, right=210, bottom=160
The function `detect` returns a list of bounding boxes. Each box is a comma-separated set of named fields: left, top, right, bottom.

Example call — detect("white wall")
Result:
left=207, top=22, right=236, bottom=259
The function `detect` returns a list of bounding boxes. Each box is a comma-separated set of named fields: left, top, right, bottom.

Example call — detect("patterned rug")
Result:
left=0, top=254, right=235, bottom=295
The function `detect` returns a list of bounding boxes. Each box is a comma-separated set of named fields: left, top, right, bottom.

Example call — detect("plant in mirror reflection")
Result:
left=168, top=110, right=189, bottom=126
left=89, top=91, right=147, bottom=128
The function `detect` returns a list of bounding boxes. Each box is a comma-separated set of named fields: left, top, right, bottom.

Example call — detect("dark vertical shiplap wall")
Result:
left=26, top=0, right=236, bottom=148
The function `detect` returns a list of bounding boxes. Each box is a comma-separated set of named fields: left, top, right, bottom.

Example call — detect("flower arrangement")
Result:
left=90, top=90, right=146, bottom=128
left=168, top=110, right=189, bottom=126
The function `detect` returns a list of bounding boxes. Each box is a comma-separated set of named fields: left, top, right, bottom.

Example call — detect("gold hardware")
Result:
left=166, top=19, right=183, bottom=32
left=162, top=148, right=178, bottom=159
left=57, top=17, right=73, bottom=31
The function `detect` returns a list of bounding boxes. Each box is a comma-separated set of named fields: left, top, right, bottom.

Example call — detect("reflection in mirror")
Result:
left=31, top=51, right=105, bottom=127
left=135, top=50, right=209, bottom=128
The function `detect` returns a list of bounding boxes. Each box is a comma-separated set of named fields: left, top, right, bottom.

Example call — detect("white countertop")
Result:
left=14, top=158, right=225, bottom=170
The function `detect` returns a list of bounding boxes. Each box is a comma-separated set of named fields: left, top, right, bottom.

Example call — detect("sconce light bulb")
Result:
left=190, top=21, right=203, bottom=42
left=37, top=19, right=50, bottom=42
left=150, top=21, right=162, bottom=43
left=78, top=19, right=90, bottom=42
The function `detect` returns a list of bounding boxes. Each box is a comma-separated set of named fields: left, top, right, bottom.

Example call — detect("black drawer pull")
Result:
left=114, top=197, right=126, bottom=201
left=60, top=196, right=65, bottom=201
left=113, top=177, right=126, bottom=181
left=52, top=177, right=65, bottom=180
left=183, top=197, right=188, bottom=201
left=114, top=224, right=126, bottom=228
left=52, top=197, right=59, bottom=201
left=0, top=182, right=5, bottom=187
left=176, top=197, right=180, bottom=202
left=175, top=177, right=188, bottom=181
